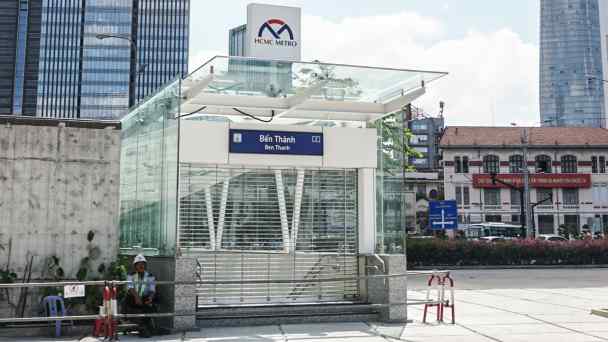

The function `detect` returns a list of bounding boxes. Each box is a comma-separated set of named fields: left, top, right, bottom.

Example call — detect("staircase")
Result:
left=196, top=302, right=380, bottom=327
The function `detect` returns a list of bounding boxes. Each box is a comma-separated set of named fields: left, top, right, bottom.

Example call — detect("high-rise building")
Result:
left=2, top=0, right=189, bottom=119
left=539, top=0, right=608, bottom=128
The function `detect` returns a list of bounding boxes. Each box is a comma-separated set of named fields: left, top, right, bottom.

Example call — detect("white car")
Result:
left=537, top=234, right=568, bottom=242
left=479, top=236, right=509, bottom=243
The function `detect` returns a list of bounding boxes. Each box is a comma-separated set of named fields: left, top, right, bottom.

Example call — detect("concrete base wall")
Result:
left=174, top=257, right=197, bottom=331
left=0, top=120, right=121, bottom=280
left=366, top=254, right=408, bottom=322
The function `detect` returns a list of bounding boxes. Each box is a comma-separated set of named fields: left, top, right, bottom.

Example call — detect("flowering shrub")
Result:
left=406, top=238, right=608, bottom=266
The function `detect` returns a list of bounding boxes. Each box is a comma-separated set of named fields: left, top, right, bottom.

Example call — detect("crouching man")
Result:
left=125, top=254, right=156, bottom=338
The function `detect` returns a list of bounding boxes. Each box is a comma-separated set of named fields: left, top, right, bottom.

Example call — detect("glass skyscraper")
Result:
left=2, top=0, right=189, bottom=119
left=540, top=0, right=608, bottom=128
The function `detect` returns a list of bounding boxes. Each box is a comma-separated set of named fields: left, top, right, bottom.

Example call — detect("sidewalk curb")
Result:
left=410, top=264, right=608, bottom=270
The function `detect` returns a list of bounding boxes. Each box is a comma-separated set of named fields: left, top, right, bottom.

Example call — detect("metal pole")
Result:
left=522, top=128, right=534, bottom=238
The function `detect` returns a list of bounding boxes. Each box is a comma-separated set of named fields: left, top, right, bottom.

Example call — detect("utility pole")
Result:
left=522, top=128, right=534, bottom=238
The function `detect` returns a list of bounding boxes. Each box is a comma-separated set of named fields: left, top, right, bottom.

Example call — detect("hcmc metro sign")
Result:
left=246, top=3, right=301, bottom=61
left=256, top=19, right=297, bottom=48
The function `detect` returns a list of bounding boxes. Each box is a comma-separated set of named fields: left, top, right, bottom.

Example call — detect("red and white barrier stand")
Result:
left=422, top=274, right=443, bottom=323
left=422, top=273, right=456, bottom=324
left=442, top=274, right=455, bottom=324
left=93, top=282, right=118, bottom=340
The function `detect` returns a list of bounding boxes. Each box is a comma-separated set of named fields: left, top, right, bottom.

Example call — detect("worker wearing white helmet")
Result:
left=125, top=254, right=156, bottom=337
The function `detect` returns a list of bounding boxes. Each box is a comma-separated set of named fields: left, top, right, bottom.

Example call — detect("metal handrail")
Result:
left=0, top=270, right=450, bottom=289
left=0, top=270, right=451, bottom=325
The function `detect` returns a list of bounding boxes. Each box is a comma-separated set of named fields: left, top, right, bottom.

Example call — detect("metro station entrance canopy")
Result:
left=119, top=56, right=447, bottom=257
left=179, top=56, right=447, bottom=124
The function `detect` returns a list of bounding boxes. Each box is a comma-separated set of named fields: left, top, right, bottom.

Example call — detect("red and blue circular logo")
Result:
left=258, top=18, right=295, bottom=40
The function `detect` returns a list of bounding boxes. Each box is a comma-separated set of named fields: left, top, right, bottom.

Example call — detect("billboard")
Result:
left=246, top=3, right=302, bottom=61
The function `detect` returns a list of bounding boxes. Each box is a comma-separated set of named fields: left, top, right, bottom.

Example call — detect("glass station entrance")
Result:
left=118, top=56, right=446, bottom=309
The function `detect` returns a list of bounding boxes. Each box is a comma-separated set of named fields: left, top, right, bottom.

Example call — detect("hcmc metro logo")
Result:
left=255, top=18, right=298, bottom=48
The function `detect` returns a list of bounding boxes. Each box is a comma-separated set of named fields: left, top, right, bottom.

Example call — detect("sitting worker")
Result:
left=125, top=254, right=156, bottom=338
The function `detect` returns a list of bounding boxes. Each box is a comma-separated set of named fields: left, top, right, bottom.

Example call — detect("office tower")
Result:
left=540, top=0, right=608, bottom=127
left=2, top=0, right=189, bottom=119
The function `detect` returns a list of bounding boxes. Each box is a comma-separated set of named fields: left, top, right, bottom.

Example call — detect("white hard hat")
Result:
left=133, top=254, right=147, bottom=265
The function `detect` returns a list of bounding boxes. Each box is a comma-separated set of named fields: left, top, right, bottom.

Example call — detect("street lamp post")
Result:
left=95, top=33, right=143, bottom=108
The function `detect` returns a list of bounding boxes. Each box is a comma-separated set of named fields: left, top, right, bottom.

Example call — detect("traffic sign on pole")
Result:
left=429, top=200, right=458, bottom=230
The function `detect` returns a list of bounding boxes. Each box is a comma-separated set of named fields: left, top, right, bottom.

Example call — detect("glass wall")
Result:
left=119, top=78, right=180, bottom=256
left=375, top=112, right=413, bottom=254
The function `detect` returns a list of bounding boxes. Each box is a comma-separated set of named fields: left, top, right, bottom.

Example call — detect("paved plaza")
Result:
left=2, top=269, right=607, bottom=342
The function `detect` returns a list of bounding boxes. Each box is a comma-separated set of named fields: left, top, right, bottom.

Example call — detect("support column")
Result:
left=215, top=180, right=229, bottom=250
left=358, top=168, right=376, bottom=254
left=290, top=169, right=305, bottom=251
left=173, top=257, right=197, bottom=331
left=274, top=169, right=291, bottom=253
left=204, top=187, right=216, bottom=250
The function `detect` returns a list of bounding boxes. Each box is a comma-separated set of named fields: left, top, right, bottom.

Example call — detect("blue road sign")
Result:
left=429, top=200, right=458, bottom=230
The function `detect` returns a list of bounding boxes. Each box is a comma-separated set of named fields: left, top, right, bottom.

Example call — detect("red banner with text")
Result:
left=473, top=173, right=591, bottom=189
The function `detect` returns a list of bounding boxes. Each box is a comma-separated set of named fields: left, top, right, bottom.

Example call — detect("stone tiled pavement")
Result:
left=2, top=286, right=607, bottom=342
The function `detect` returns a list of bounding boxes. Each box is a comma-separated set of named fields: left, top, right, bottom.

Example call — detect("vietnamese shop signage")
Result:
left=229, top=129, right=323, bottom=156
left=473, top=174, right=591, bottom=189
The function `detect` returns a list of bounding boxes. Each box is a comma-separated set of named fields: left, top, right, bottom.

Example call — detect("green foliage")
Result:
left=407, top=238, right=608, bottom=267
left=369, top=112, right=422, bottom=175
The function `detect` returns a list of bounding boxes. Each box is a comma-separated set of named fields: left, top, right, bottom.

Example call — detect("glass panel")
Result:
left=187, top=56, right=447, bottom=104
left=119, top=78, right=180, bottom=256
left=375, top=111, right=411, bottom=254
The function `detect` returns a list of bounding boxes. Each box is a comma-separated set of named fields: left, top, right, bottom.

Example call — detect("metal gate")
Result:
left=178, top=164, right=359, bottom=306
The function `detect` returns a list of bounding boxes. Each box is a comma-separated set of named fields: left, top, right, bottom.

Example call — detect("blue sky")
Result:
left=189, top=1, right=541, bottom=126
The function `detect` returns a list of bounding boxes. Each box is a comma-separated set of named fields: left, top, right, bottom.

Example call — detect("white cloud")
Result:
left=299, top=12, right=539, bottom=126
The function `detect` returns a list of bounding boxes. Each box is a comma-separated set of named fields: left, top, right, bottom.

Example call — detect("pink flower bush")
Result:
left=407, top=238, right=608, bottom=266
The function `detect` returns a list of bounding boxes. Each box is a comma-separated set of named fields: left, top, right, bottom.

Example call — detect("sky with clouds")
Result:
left=189, top=0, right=540, bottom=126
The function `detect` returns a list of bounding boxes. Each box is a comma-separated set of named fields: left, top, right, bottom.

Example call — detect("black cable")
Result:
left=179, top=106, right=207, bottom=119
left=233, top=107, right=275, bottom=123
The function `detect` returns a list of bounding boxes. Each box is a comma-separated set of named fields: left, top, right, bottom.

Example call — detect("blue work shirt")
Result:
left=127, top=271, right=156, bottom=298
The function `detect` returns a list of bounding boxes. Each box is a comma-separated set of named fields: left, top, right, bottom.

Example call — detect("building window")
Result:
left=509, top=155, right=524, bottom=173
left=562, top=189, right=579, bottom=206
left=536, top=188, right=553, bottom=204
left=416, top=184, right=426, bottom=197
left=561, top=155, right=577, bottom=173
left=462, top=156, right=469, bottom=173
left=538, top=215, right=555, bottom=235
left=483, top=155, right=500, bottom=174
left=535, top=155, right=552, bottom=173
left=410, top=134, right=428, bottom=144
left=510, top=188, right=521, bottom=206
left=485, top=215, right=502, bottom=223
left=456, top=186, right=470, bottom=206
left=601, top=156, right=606, bottom=173
left=484, top=188, right=501, bottom=206
left=511, top=214, right=521, bottom=224
left=593, top=156, right=598, bottom=173
left=454, top=157, right=462, bottom=173
left=412, top=121, right=428, bottom=130
left=564, top=215, right=580, bottom=234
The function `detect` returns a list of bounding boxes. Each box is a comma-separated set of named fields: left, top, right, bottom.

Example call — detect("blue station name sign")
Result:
left=229, top=129, right=324, bottom=156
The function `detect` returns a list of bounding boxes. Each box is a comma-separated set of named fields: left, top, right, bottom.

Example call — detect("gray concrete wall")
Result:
left=0, top=118, right=121, bottom=279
